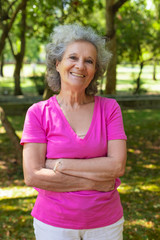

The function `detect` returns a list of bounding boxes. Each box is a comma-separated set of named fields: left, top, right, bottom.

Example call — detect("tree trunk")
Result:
left=0, top=26, right=8, bottom=57
left=0, top=107, right=22, bottom=165
left=105, top=35, right=117, bottom=94
left=13, top=0, right=27, bottom=95
left=0, top=52, right=4, bottom=77
left=153, top=61, right=157, bottom=81
left=105, top=0, right=117, bottom=94
left=104, top=0, right=128, bottom=94
left=134, top=62, right=144, bottom=94
left=14, top=54, right=23, bottom=95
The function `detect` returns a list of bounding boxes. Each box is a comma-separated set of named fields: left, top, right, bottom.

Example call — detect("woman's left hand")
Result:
left=45, top=158, right=116, bottom=192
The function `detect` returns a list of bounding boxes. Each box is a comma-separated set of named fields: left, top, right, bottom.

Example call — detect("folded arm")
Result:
left=46, top=140, right=127, bottom=181
left=23, top=143, right=115, bottom=192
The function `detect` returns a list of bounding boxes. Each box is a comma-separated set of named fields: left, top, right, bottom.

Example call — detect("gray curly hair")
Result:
left=46, top=24, right=112, bottom=95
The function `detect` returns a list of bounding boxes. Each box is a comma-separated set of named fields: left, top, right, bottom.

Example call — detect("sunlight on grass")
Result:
left=128, top=148, right=142, bottom=155
left=0, top=126, right=5, bottom=134
left=0, top=187, right=37, bottom=200
left=0, top=161, right=7, bottom=170
left=125, top=219, right=155, bottom=229
left=22, top=64, right=46, bottom=77
left=143, top=164, right=160, bottom=169
left=139, top=184, right=159, bottom=192
left=21, top=78, right=35, bottom=87
left=3, top=64, right=46, bottom=78
left=16, top=131, right=22, bottom=139
left=118, top=184, right=133, bottom=193
left=118, top=182, right=159, bottom=193
left=116, top=64, right=160, bottom=93
left=0, top=123, right=22, bottom=139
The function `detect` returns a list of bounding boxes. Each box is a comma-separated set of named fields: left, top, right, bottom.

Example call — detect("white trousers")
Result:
left=33, top=217, right=124, bottom=240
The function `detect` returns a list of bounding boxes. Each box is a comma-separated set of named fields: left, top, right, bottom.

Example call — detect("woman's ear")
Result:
left=56, top=60, right=60, bottom=72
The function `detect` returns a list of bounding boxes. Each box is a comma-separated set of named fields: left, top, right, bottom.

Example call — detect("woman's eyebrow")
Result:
left=68, top=53, right=95, bottom=61
left=68, top=52, right=77, bottom=55
left=87, top=56, right=95, bottom=61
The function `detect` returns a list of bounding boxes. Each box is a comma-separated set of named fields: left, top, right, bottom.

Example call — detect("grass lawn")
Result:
left=116, top=65, right=160, bottom=94
left=121, top=110, right=160, bottom=239
left=0, top=109, right=160, bottom=239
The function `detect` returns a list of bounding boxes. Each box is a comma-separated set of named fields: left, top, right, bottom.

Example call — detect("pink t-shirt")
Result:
left=21, top=95, right=127, bottom=229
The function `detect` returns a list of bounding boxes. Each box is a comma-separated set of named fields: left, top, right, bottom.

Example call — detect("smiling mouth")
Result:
left=71, top=72, right=85, bottom=78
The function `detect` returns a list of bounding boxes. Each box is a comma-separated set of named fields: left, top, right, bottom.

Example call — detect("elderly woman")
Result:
left=21, top=24, right=127, bottom=240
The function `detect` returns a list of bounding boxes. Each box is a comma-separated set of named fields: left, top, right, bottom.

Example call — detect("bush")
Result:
left=30, top=75, right=45, bottom=95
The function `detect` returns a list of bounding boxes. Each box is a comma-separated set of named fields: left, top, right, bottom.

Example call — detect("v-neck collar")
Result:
left=52, top=95, right=98, bottom=141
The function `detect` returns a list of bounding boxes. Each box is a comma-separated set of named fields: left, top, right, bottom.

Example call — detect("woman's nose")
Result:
left=75, top=60, right=85, bottom=70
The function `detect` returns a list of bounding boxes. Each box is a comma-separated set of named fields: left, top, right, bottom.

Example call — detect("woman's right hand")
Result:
left=45, top=159, right=116, bottom=192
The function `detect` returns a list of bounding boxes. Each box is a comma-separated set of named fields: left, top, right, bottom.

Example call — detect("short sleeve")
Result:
left=106, top=100, right=127, bottom=141
left=20, top=104, right=47, bottom=145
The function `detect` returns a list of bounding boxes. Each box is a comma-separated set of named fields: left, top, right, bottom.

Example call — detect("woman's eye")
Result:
left=69, top=56, right=77, bottom=60
left=86, top=59, right=93, bottom=64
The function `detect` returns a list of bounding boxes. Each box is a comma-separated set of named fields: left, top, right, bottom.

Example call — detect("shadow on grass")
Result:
left=0, top=196, right=36, bottom=240
left=120, top=148, right=160, bottom=240
left=121, top=190, right=160, bottom=240
left=0, top=192, right=159, bottom=240
left=0, top=130, right=24, bottom=187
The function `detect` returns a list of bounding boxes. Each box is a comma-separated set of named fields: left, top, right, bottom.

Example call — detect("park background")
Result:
left=0, top=0, right=160, bottom=239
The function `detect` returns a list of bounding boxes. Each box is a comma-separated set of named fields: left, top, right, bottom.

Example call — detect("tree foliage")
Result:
left=117, top=0, right=158, bottom=63
left=116, top=0, right=160, bottom=93
left=0, top=0, right=27, bottom=55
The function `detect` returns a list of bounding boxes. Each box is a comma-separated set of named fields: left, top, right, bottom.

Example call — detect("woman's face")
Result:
left=56, top=40, right=97, bottom=92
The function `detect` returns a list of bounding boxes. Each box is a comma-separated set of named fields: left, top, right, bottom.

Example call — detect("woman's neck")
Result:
left=57, top=90, right=94, bottom=110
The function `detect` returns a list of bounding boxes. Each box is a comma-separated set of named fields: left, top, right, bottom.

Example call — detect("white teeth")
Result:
left=71, top=72, right=85, bottom=77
